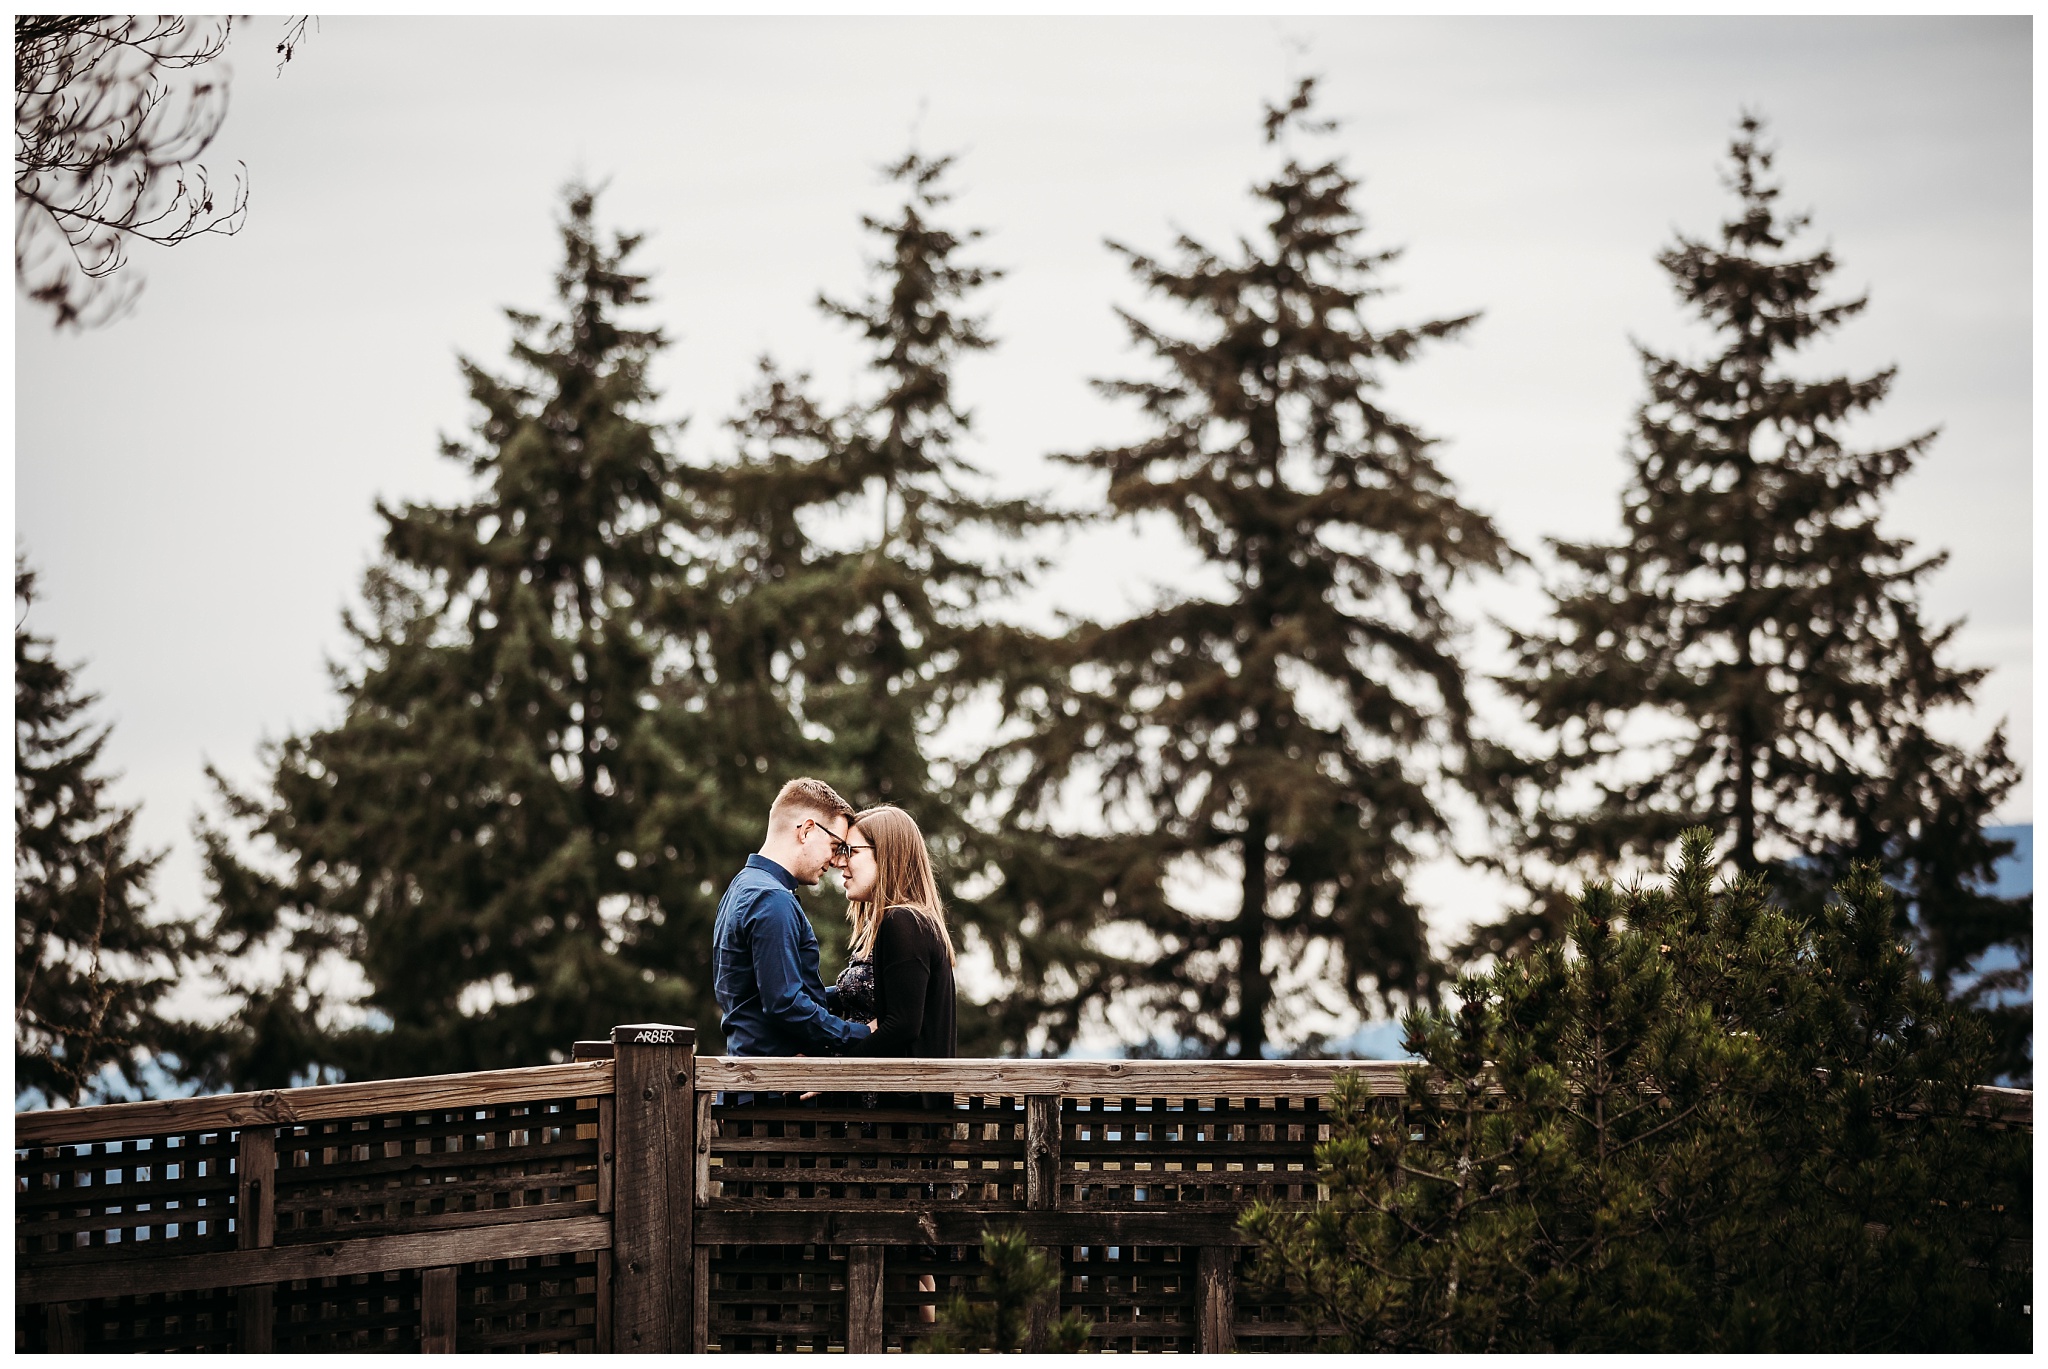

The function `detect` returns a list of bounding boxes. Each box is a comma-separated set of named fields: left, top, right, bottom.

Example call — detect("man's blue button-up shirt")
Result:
left=713, top=854, right=871, bottom=1056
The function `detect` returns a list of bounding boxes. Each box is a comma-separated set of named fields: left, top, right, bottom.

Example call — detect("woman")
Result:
left=829, top=805, right=958, bottom=1321
left=829, top=804, right=957, bottom=1068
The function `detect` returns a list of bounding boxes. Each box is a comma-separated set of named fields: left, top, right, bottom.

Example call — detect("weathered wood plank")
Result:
left=20, top=1196, right=238, bottom=1238
left=696, top=1164, right=1007, bottom=1188
left=595, top=1247, right=615, bottom=1354
left=694, top=1057, right=1405, bottom=1095
left=598, top=1096, right=616, bottom=1215
left=16, top=1211, right=612, bottom=1304
left=1195, top=1246, right=1234, bottom=1352
left=1029, top=1094, right=1060, bottom=1215
left=43, top=1302, right=85, bottom=1352
left=271, top=1196, right=601, bottom=1243
left=707, top=1103, right=1006, bottom=1124
left=16, top=1178, right=236, bottom=1217
left=846, top=1244, right=884, bottom=1353
left=608, top=1023, right=695, bottom=1354
left=271, top=1137, right=596, bottom=1185
left=1967, top=1085, right=2034, bottom=1127
left=1026, top=1093, right=1059, bottom=1355
left=1058, top=1141, right=1320, bottom=1159
left=275, top=1167, right=599, bottom=1214
left=234, top=1131, right=274, bottom=1352
left=710, top=1134, right=1023, bottom=1156
left=13, top=1061, right=617, bottom=1146
left=420, top=1264, right=458, bottom=1353
left=689, top=1242, right=709, bottom=1353
left=693, top=1090, right=714, bottom=1209
left=696, top=1208, right=1257, bottom=1248
left=708, top=1195, right=1030, bottom=1212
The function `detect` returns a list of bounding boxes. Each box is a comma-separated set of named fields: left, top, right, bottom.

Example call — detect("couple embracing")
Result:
left=712, top=777, right=956, bottom=1068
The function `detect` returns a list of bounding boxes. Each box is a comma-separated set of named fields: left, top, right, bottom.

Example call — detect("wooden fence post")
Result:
left=235, top=1125, right=275, bottom=1352
left=1025, top=1094, right=1062, bottom=1350
left=846, top=1245, right=886, bottom=1353
left=420, top=1266, right=458, bottom=1352
left=1194, top=1246, right=1235, bottom=1353
left=608, top=1024, right=696, bottom=1353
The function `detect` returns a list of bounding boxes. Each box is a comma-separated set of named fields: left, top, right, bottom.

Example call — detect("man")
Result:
left=713, top=777, right=872, bottom=1056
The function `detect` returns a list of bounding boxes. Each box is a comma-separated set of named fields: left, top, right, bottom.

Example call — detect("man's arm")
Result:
left=750, top=896, right=871, bottom=1053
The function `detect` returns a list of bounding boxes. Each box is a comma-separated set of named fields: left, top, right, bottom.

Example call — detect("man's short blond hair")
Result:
left=769, top=777, right=855, bottom=829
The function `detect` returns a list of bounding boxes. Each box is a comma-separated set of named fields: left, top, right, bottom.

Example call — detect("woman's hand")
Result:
left=865, top=1020, right=878, bottom=1032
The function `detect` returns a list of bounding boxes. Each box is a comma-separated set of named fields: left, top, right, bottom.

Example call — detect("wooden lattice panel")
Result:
left=1061, top=1244, right=1197, bottom=1352
left=1062, top=1096, right=1326, bottom=1208
left=16, top=1285, right=241, bottom=1353
left=455, top=1252, right=601, bottom=1351
left=705, top=1244, right=847, bottom=1351
left=274, top=1096, right=599, bottom=1242
left=707, top=1096, right=1027, bottom=1208
left=16, top=1129, right=240, bottom=1265
left=274, top=1269, right=422, bottom=1352
left=1229, top=1244, right=1316, bottom=1351
left=880, top=1242, right=979, bottom=1350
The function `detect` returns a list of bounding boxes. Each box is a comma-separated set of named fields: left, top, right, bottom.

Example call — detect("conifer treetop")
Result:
left=995, top=79, right=1509, bottom=1057
left=1489, top=116, right=2023, bottom=1041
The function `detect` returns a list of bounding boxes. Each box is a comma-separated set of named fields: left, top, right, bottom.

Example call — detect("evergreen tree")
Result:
left=989, top=80, right=1510, bottom=1057
left=688, top=151, right=1056, bottom=1043
left=1490, top=117, right=2026, bottom=1078
left=666, top=362, right=852, bottom=922
left=920, top=1227, right=1092, bottom=1353
left=15, top=556, right=185, bottom=1103
left=1244, top=830, right=2029, bottom=1351
left=195, top=188, right=720, bottom=1084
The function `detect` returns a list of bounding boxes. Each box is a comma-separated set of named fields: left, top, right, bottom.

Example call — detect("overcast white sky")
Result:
left=14, top=17, right=2033, bottom=973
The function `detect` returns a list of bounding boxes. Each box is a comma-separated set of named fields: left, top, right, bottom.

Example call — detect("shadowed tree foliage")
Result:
left=1246, top=830, right=2028, bottom=1351
left=920, top=1227, right=1092, bottom=1353
left=193, top=187, right=724, bottom=1084
left=984, top=80, right=1510, bottom=1058
left=15, top=557, right=189, bottom=1104
left=1485, top=117, right=2026, bottom=1079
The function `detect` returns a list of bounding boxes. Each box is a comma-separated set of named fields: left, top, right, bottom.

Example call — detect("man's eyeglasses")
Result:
left=803, top=819, right=867, bottom=859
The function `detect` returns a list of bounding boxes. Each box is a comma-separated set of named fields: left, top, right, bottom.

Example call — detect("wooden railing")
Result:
left=14, top=1024, right=2035, bottom=1353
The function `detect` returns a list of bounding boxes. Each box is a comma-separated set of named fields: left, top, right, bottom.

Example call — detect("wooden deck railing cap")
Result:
left=692, top=1055, right=1415, bottom=1095
left=11, top=1057, right=616, bottom=1146
left=611, top=1023, right=695, bottom=1048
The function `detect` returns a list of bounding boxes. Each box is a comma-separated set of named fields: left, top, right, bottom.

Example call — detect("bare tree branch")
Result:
left=13, top=15, right=275, bottom=327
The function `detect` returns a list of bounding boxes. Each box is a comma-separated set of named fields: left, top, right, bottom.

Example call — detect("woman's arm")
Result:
left=855, top=910, right=931, bottom=1056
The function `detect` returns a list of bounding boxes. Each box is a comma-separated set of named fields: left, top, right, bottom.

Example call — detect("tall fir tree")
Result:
left=15, top=557, right=188, bottom=1103
left=989, top=81, right=1510, bottom=1058
left=1490, top=117, right=2026, bottom=1075
left=686, top=151, right=1056, bottom=1043
left=195, top=189, right=723, bottom=1084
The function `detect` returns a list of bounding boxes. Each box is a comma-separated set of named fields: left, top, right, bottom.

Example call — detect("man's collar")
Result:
left=746, top=853, right=798, bottom=890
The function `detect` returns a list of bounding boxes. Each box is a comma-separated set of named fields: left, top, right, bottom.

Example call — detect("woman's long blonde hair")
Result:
left=846, top=805, right=955, bottom=966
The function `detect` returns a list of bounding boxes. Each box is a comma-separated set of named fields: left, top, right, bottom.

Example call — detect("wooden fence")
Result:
left=14, top=1024, right=2035, bottom=1353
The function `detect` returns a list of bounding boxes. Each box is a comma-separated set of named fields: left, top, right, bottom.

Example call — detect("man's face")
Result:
left=792, top=813, right=853, bottom=885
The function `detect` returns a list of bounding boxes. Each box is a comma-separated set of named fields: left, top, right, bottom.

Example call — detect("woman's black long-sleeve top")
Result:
left=847, top=906, right=955, bottom=1060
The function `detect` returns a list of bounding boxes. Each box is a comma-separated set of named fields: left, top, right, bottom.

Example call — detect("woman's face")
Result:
left=840, top=823, right=879, bottom=902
